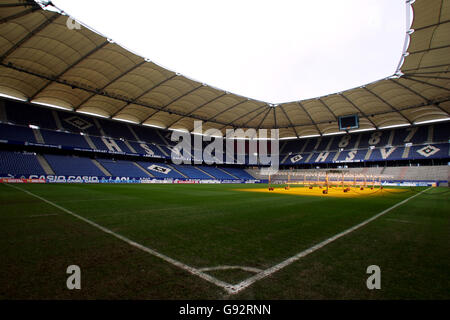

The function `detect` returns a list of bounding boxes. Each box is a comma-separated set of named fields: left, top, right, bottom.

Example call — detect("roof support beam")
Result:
left=317, top=98, right=339, bottom=121
left=403, top=70, right=450, bottom=75
left=390, top=78, right=431, bottom=101
left=240, top=106, right=269, bottom=128
left=360, top=88, right=411, bottom=125
left=110, top=74, right=178, bottom=120
left=0, top=3, right=35, bottom=8
left=412, top=19, right=450, bottom=32
left=0, top=7, right=40, bottom=24
left=279, top=105, right=299, bottom=137
left=403, top=74, right=450, bottom=80
left=80, top=60, right=148, bottom=116
left=401, top=63, right=450, bottom=72
left=206, top=99, right=248, bottom=122
left=390, top=79, right=450, bottom=115
left=256, top=108, right=271, bottom=129
left=0, top=12, right=59, bottom=63
left=274, top=96, right=450, bottom=129
left=165, top=92, right=227, bottom=128
left=297, top=101, right=322, bottom=135
left=142, top=84, right=203, bottom=123
left=31, top=40, right=110, bottom=102
left=430, top=102, right=449, bottom=115
left=408, top=43, right=450, bottom=55
left=339, top=93, right=379, bottom=128
left=0, top=61, right=231, bottom=126
left=218, top=104, right=267, bottom=130
left=273, top=107, right=277, bottom=129
left=401, top=76, right=450, bottom=92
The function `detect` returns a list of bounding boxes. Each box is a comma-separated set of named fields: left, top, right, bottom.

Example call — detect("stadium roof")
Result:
left=0, top=0, right=449, bottom=138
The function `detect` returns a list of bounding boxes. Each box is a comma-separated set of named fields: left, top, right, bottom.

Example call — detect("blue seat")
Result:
left=0, top=150, right=45, bottom=175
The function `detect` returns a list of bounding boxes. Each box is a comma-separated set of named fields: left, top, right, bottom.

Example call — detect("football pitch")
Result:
left=0, top=183, right=448, bottom=299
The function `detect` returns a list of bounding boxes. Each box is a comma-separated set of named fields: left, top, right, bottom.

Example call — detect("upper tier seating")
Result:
left=132, top=125, right=166, bottom=145
left=1, top=99, right=449, bottom=166
left=433, top=122, right=450, bottom=143
left=40, top=129, right=90, bottom=149
left=127, top=141, right=166, bottom=158
left=97, top=119, right=136, bottom=141
left=58, top=110, right=102, bottom=136
left=5, top=101, right=57, bottom=130
left=281, top=143, right=449, bottom=165
left=0, top=123, right=36, bottom=143
left=89, top=136, right=134, bottom=153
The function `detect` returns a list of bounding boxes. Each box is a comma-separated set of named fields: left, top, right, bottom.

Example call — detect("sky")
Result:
left=50, top=0, right=409, bottom=104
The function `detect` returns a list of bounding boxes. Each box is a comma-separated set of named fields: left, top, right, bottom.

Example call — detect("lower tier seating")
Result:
left=44, top=154, right=105, bottom=176
left=0, top=150, right=45, bottom=175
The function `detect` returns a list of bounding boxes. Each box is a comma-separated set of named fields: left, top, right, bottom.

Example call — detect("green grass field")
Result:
left=0, top=183, right=448, bottom=299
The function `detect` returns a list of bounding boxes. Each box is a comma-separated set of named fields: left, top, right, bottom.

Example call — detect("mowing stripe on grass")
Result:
left=228, top=187, right=432, bottom=294
left=385, top=218, right=417, bottom=224
left=28, top=213, right=59, bottom=218
left=199, top=266, right=263, bottom=273
left=4, top=184, right=236, bottom=294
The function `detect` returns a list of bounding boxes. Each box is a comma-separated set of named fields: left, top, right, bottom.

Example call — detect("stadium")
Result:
left=0, top=0, right=449, bottom=302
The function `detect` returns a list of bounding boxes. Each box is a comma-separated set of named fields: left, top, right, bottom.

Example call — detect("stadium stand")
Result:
left=136, top=162, right=185, bottom=179
left=0, top=150, right=45, bottom=175
left=88, top=135, right=134, bottom=154
left=58, top=111, right=103, bottom=136
left=221, top=167, right=255, bottom=180
left=127, top=141, right=166, bottom=158
left=197, top=166, right=238, bottom=180
left=5, top=100, right=58, bottom=130
left=131, top=125, right=167, bottom=146
left=383, top=165, right=449, bottom=182
left=96, top=159, right=150, bottom=178
left=44, top=154, right=105, bottom=177
left=0, top=123, right=36, bottom=143
left=0, top=99, right=449, bottom=183
left=40, top=129, right=91, bottom=149
left=97, top=119, right=136, bottom=141
left=171, top=164, right=213, bottom=180
left=253, top=165, right=449, bottom=185
left=1, top=101, right=449, bottom=166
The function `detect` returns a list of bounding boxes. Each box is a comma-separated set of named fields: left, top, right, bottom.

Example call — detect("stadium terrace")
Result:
left=170, top=121, right=279, bottom=170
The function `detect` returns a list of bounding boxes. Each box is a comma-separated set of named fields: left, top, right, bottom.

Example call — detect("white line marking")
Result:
left=199, top=266, right=262, bottom=273
left=227, top=187, right=432, bottom=294
left=5, top=184, right=236, bottom=294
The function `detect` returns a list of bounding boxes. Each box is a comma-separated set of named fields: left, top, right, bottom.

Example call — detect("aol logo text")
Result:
left=66, top=265, right=81, bottom=290
left=66, top=17, right=81, bottom=30
left=366, top=265, right=381, bottom=290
